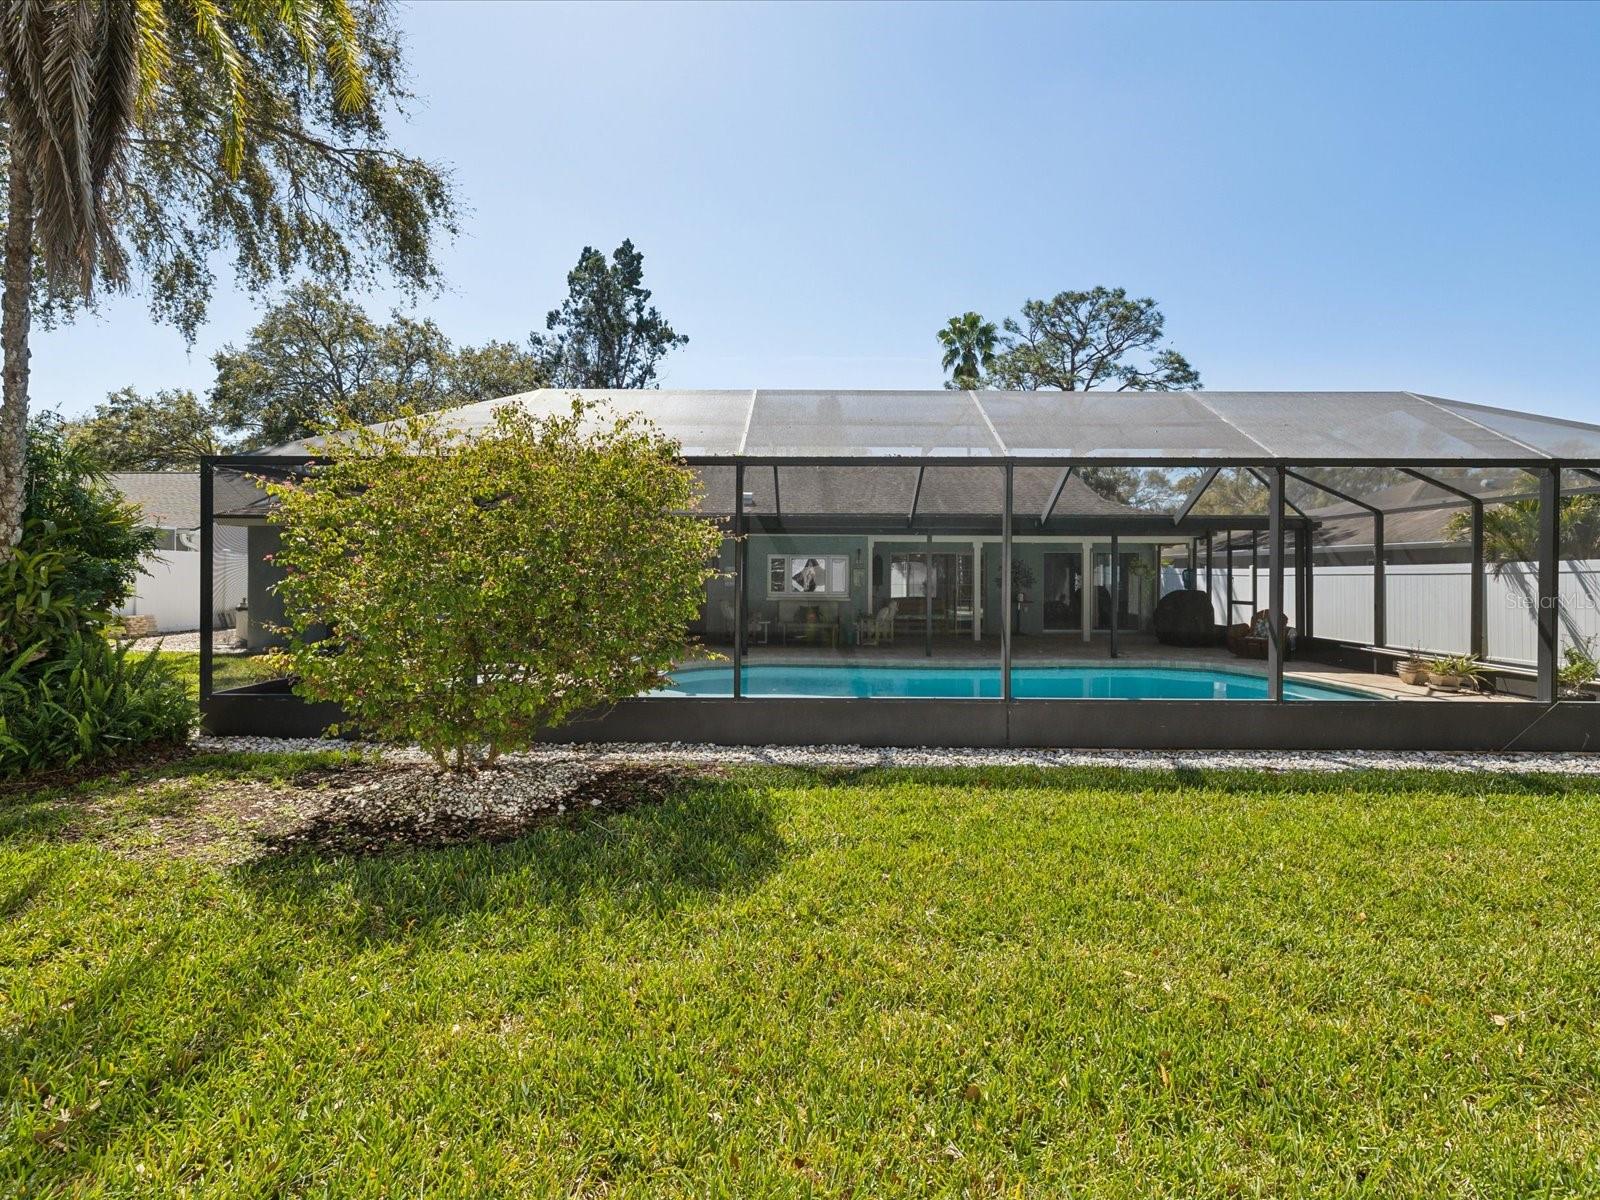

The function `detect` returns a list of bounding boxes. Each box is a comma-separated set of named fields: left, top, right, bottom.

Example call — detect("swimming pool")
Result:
left=654, top=664, right=1380, bottom=701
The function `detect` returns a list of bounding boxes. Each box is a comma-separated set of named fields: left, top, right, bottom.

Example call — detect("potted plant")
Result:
left=1427, top=653, right=1485, bottom=692
left=1396, top=650, right=1431, bottom=687
left=1558, top=639, right=1598, bottom=700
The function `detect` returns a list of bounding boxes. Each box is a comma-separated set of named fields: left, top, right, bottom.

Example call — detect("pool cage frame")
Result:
left=199, top=444, right=1600, bottom=752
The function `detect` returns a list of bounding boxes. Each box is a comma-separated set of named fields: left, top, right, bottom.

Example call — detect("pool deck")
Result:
left=688, top=634, right=1523, bottom=702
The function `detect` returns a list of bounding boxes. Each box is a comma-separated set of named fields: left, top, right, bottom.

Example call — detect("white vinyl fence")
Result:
left=1185, top=559, right=1600, bottom=667
left=116, top=549, right=248, bottom=634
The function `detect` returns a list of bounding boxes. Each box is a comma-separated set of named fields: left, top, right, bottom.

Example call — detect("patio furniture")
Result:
left=777, top=601, right=841, bottom=647
left=1227, top=609, right=1290, bottom=660
left=1153, top=589, right=1218, bottom=647
left=719, top=601, right=769, bottom=644
left=856, top=602, right=897, bottom=646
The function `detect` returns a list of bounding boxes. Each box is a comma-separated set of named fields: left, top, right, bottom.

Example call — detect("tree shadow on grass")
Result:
left=234, top=775, right=786, bottom=948
left=2, top=931, right=295, bottom=1183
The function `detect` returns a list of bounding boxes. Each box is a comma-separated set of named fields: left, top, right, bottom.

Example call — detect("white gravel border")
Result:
left=192, top=736, right=1600, bottom=776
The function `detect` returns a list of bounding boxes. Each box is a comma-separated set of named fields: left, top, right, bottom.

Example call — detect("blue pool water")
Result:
left=655, top=664, right=1378, bottom=701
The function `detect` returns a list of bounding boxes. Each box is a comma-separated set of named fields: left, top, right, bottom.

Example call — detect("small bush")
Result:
left=0, top=417, right=192, bottom=778
left=0, top=633, right=193, bottom=776
left=267, top=400, right=723, bottom=768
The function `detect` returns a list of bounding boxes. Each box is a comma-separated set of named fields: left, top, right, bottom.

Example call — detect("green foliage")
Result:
left=0, top=416, right=188, bottom=777
left=1559, top=638, right=1597, bottom=690
left=1443, top=494, right=1600, bottom=573
left=209, top=282, right=547, bottom=449
left=266, top=400, right=722, bottom=766
left=20, top=415, right=154, bottom=616
left=532, top=239, right=688, bottom=389
left=65, top=386, right=227, bottom=470
left=987, top=286, right=1200, bottom=393
left=1426, top=653, right=1486, bottom=683
left=950, top=287, right=1199, bottom=506
left=937, top=311, right=998, bottom=389
left=104, top=0, right=457, bottom=342
left=0, top=631, right=192, bottom=777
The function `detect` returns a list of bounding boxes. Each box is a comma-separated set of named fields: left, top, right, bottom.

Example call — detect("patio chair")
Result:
left=719, top=601, right=769, bottom=644
left=857, top=601, right=897, bottom=646
left=1226, top=609, right=1290, bottom=660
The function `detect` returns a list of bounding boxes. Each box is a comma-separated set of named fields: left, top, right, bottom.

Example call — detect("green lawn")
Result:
left=156, top=650, right=285, bottom=702
left=4, top=760, right=1599, bottom=1196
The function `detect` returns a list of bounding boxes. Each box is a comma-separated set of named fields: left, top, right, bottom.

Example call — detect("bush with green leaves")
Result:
left=266, top=401, right=723, bottom=768
left=0, top=631, right=192, bottom=775
left=0, top=417, right=192, bottom=778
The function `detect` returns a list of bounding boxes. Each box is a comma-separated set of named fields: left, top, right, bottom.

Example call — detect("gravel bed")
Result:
left=194, top=735, right=1600, bottom=776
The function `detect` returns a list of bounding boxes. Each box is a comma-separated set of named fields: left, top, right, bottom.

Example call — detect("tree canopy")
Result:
left=2, top=0, right=457, bottom=546
left=65, top=387, right=225, bottom=471
left=937, top=312, right=998, bottom=390
left=941, top=286, right=1201, bottom=506
left=532, top=240, right=687, bottom=389
left=207, top=282, right=545, bottom=449
left=988, top=287, right=1199, bottom=393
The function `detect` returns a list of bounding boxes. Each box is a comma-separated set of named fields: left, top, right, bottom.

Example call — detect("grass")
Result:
left=3, top=761, right=1599, bottom=1196
left=154, top=650, right=286, bottom=702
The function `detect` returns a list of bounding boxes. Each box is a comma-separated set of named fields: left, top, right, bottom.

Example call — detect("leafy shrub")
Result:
left=1560, top=639, right=1597, bottom=691
left=267, top=401, right=723, bottom=768
left=17, top=415, right=156, bottom=613
left=0, top=417, right=191, bottom=777
left=0, top=633, right=192, bottom=776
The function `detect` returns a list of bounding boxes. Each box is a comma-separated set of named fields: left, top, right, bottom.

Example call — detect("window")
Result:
left=768, top=554, right=849, bottom=597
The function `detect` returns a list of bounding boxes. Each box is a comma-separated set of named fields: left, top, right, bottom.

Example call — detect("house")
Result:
left=110, top=472, right=248, bottom=634
left=201, top=388, right=1600, bottom=750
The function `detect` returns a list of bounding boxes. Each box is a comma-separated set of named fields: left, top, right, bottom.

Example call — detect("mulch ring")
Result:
left=249, top=760, right=711, bottom=857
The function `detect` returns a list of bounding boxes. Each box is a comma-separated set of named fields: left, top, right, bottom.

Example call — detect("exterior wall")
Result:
left=245, top=525, right=289, bottom=649
left=115, top=526, right=248, bottom=634
left=743, top=535, right=871, bottom=638
left=1204, top=558, right=1600, bottom=666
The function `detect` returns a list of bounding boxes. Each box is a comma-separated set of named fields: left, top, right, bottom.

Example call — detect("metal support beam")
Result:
left=998, top=467, right=1011, bottom=694
left=1246, top=466, right=1313, bottom=521
left=1303, top=520, right=1316, bottom=638
left=908, top=465, right=925, bottom=528
left=199, top=458, right=214, bottom=702
left=1205, top=531, right=1214, bottom=597
left=1041, top=466, right=1074, bottom=523
left=924, top=533, right=934, bottom=658
left=733, top=465, right=745, bottom=699
left=1109, top=534, right=1120, bottom=659
left=1293, top=523, right=1307, bottom=637
left=1250, top=535, right=1259, bottom=612
left=1174, top=467, right=1220, bottom=525
left=1537, top=466, right=1561, bottom=703
left=1225, top=531, right=1235, bottom=622
left=1284, top=468, right=1386, bottom=648
left=1469, top=499, right=1485, bottom=660
left=1002, top=463, right=1014, bottom=701
left=1267, top=467, right=1286, bottom=701
left=772, top=464, right=781, bottom=516
left=1398, top=468, right=1483, bottom=657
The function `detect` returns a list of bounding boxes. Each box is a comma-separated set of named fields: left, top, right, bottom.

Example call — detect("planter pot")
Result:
left=1397, top=665, right=1429, bottom=686
left=1428, top=672, right=1466, bottom=690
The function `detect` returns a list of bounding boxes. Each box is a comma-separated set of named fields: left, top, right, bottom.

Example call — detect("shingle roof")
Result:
left=109, top=472, right=199, bottom=528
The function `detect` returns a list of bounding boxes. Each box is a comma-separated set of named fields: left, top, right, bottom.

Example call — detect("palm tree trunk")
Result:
left=0, top=150, right=34, bottom=549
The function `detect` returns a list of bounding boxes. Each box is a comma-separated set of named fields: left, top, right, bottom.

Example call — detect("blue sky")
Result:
left=33, top=0, right=1600, bottom=422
